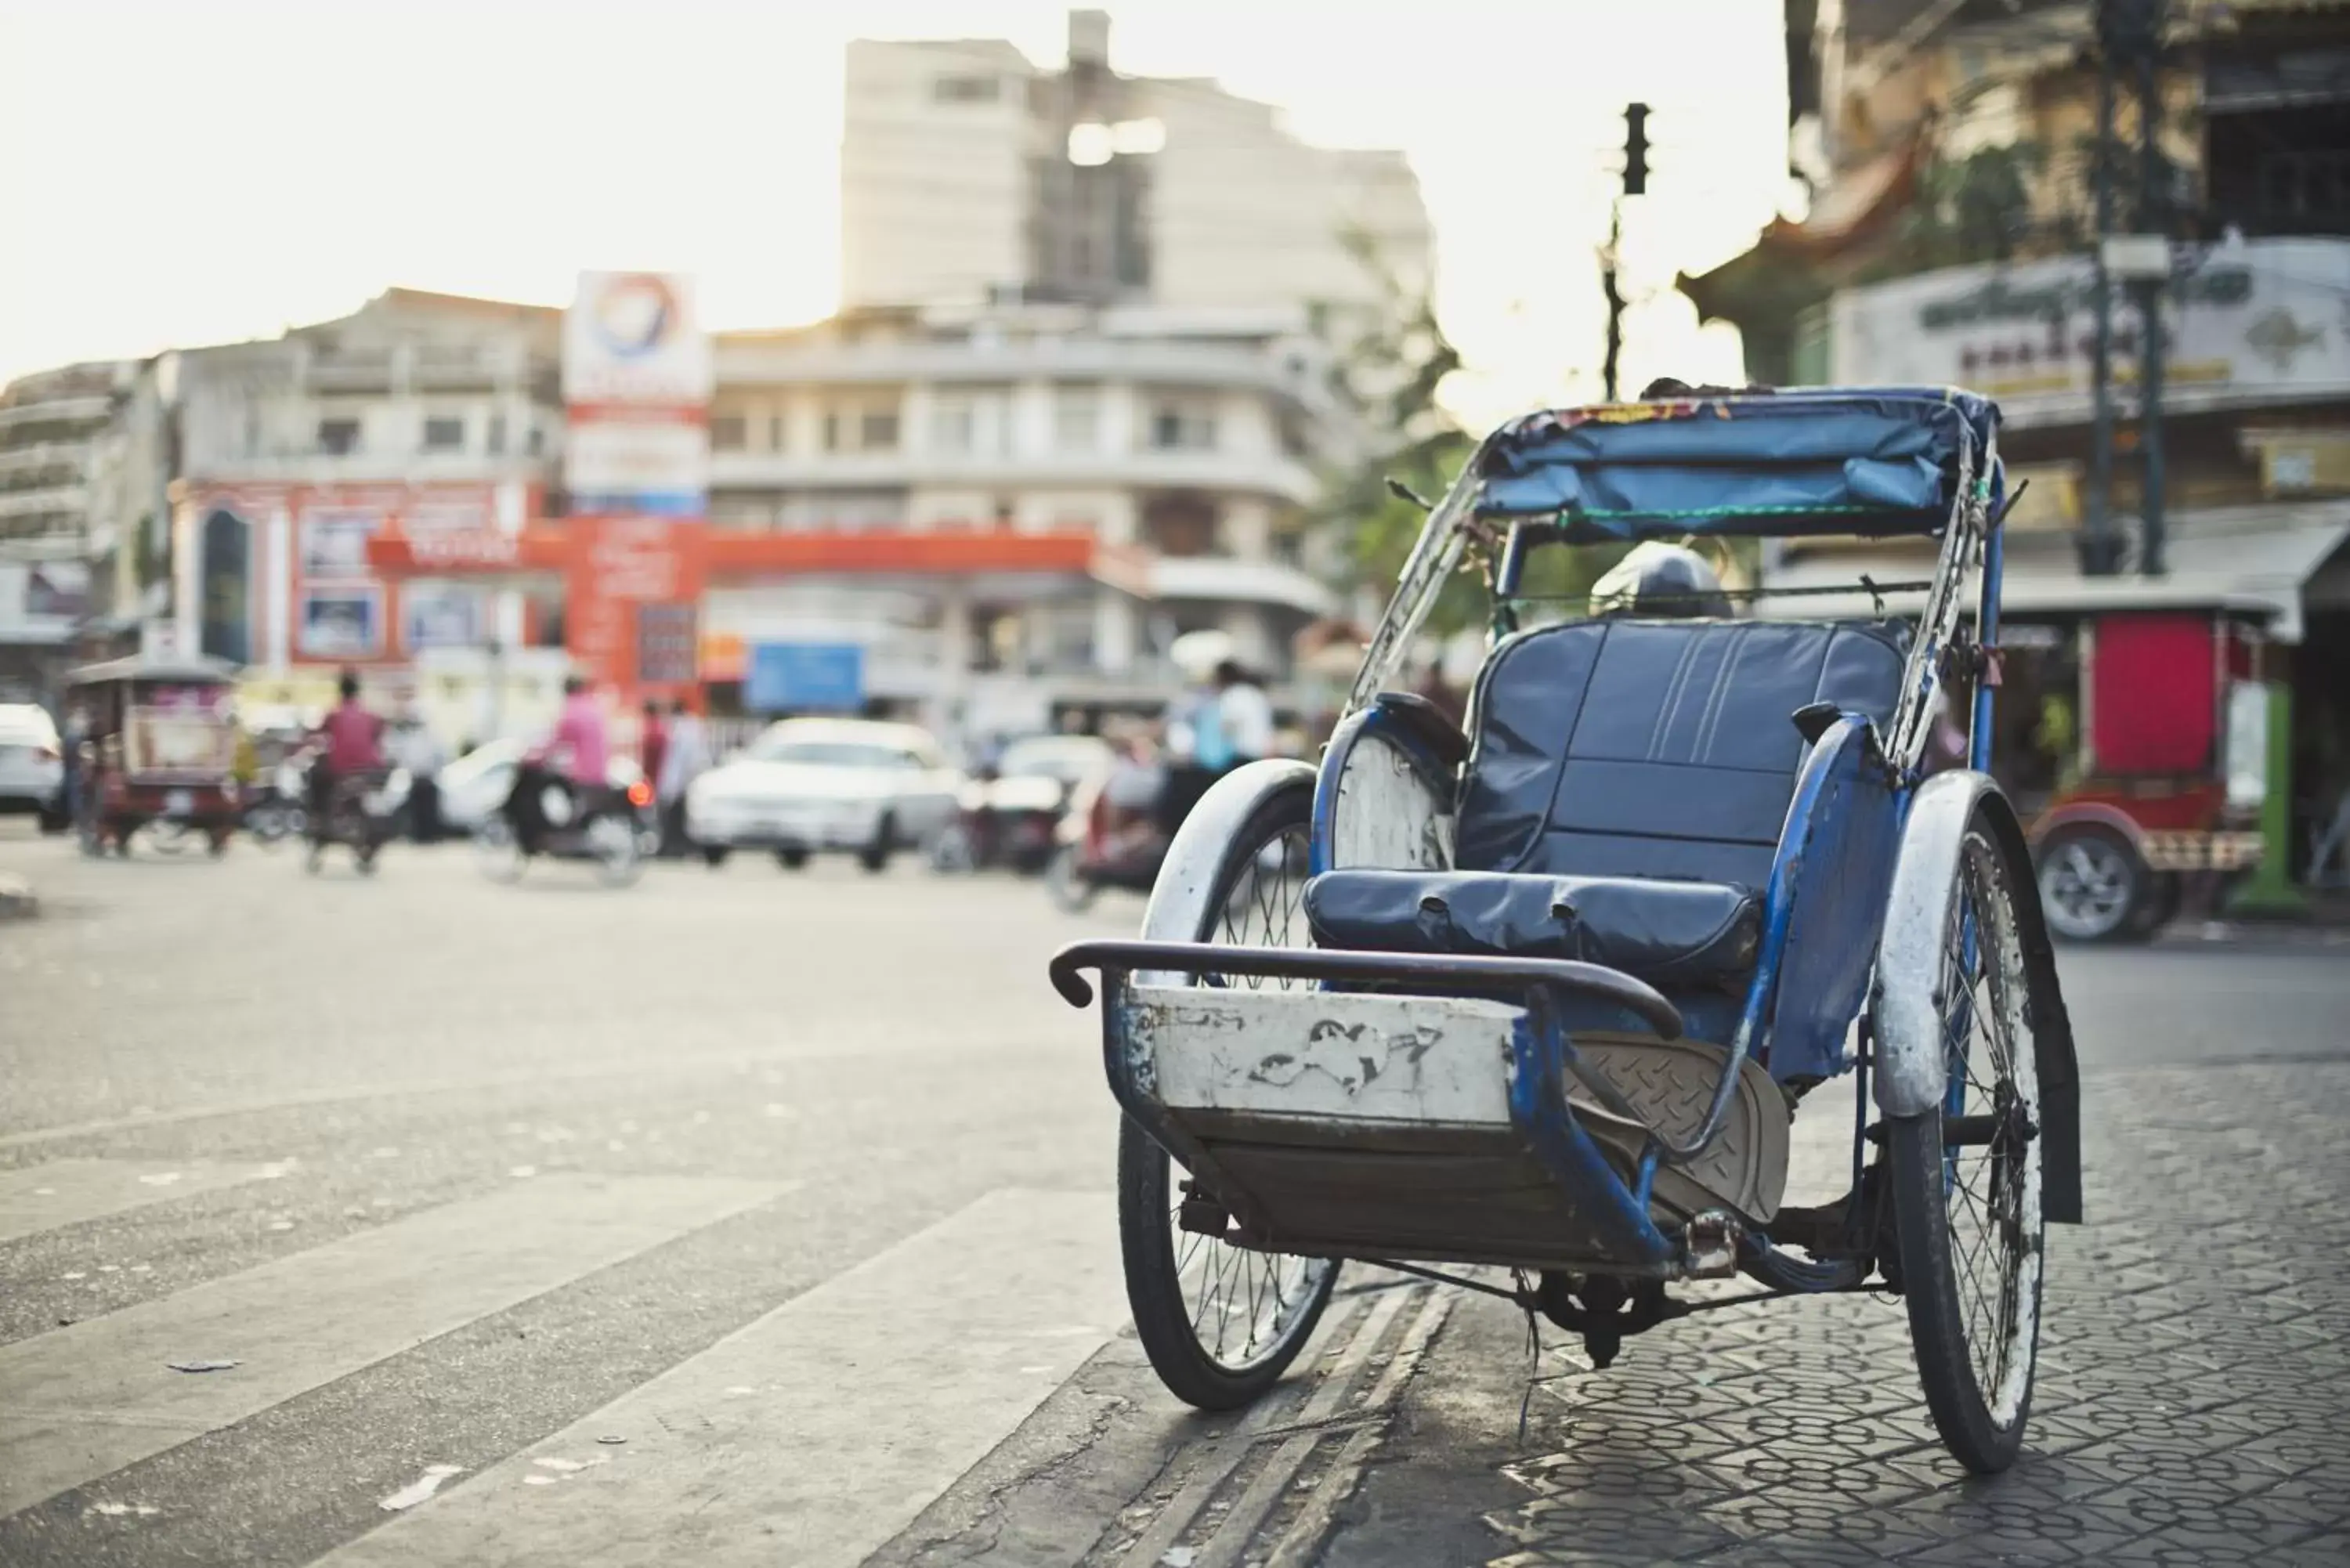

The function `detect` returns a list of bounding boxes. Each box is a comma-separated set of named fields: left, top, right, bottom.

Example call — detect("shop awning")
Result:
left=1755, top=501, right=2350, bottom=643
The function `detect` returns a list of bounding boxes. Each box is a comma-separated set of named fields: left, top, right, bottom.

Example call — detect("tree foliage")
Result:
left=1317, top=247, right=1630, bottom=640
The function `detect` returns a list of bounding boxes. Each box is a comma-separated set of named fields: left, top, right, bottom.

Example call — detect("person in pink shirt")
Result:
left=510, top=675, right=609, bottom=851
left=532, top=675, right=609, bottom=785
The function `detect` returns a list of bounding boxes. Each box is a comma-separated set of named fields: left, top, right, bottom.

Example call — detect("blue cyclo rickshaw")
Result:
left=1050, top=386, right=2080, bottom=1475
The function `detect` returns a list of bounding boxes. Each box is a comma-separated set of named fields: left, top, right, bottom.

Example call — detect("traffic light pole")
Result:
left=1603, top=201, right=1625, bottom=402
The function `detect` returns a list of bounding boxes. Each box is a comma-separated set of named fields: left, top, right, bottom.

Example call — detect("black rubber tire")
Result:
left=703, top=846, right=732, bottom=868
left=775, top=848, right=808, bottom=869
left=1117, top=776, right=1336, bottom=1411
left=859, top=816, right=894, bottom=873
left=1888, top=822, right=2045, bottom=1476
left=2035, top=824, right=2149, bottom=944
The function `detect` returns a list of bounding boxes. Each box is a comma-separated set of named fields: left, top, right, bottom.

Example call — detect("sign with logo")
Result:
left=564, top=271, right=711, bottom=515
left=747, top=643, right=865, bottom=714
left=1831, top=237, right=2350, bottom=401
left=565, top=413, right=710, bottom=516
left=562, top=272, right=714, bottom=406
left=564, top=515, right=709, bottom=694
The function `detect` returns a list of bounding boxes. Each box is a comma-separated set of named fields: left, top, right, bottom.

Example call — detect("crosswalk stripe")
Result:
left=316, top=1187, right=1123, bottom=1568
left=0, top=1173, right=781, bottom=1516
left=0, top=1158, right=284, bottom=1244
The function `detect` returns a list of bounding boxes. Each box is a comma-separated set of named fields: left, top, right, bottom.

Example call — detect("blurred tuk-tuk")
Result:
left=64, top=654, right=244, bottom=858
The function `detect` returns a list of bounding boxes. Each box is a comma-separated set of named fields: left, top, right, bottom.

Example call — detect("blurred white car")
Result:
left=686, top=717, right=959, bottom=871
left=0, top=704, right=66, bottom=829
left=434, top=739, right=647, bottom=836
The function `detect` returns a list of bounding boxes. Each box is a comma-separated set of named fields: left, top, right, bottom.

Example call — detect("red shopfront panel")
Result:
left=2091, top=613, right=2216, bottom=775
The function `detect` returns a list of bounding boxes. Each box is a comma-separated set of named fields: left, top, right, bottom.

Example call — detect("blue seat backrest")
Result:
left=1456, top=619, right=1909, bottom=890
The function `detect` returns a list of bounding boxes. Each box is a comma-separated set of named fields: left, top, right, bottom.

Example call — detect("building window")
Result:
left=822, top=411, right=841, bottom=452
left=1148, top=397, right=1217, bottom=453
left=711, top=414, right=748, bottom=451
left=767, top=414, right=785, bottom=451
left=317, top=418, right=361, bottom=456
left=526, top=425, right=544, bottom=456
left=859, top=408, right=900, bottom=450
left=1054, top=387, right=1099, bottom=452
left=486, top=414, right=507, bottom=455
left=931, top=396, right=976, bottom=453
left=421, top=416, right=465, bottom=453
left=932, top=74, right=1000, bottom=104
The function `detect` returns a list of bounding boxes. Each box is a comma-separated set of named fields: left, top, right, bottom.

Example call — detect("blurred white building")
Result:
left=703, top=298, right=1347, bottom=729
left=842, top=9, right=1433, bottom=323
left=0, top=359, right=168, bottom=699
left=168, top=289, right=568, bottom=735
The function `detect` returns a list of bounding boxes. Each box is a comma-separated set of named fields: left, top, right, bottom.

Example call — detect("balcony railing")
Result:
left=0, top=441, right=91, bottom=485
left=0, top=484, right=89, bottom=519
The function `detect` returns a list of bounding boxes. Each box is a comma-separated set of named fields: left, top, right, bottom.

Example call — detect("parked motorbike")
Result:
left=931, top=770, right=1066, bottom=875
left=474, top=762, right=643, bottom=887
left=306, top=766, right=405, bottom=875
left=1045, top=771, right=1170, bottom=912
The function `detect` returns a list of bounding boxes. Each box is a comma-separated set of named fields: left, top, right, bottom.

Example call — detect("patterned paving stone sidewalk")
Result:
left=1336, top=1062, right=2350, bottom=1567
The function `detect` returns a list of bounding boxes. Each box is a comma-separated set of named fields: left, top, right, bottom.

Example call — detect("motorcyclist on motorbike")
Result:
left=309, top=670, right=386, bottom=853
left=512, top=675, right=609, bottom=852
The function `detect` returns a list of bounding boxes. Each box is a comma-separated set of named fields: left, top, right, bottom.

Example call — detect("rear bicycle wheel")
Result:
left=1119, top=776, right=1336, bottom=1411
left=1889, top=819, right=2047, bottom=1474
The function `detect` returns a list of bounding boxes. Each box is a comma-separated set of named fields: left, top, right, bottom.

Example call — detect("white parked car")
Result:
left=686, top=717, right=959, bottom=871
left=0, top=704, right=66, bottom=829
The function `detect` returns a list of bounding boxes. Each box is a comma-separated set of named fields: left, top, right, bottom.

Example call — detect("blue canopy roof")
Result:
left=1475, top=387, right=2001, bottom=541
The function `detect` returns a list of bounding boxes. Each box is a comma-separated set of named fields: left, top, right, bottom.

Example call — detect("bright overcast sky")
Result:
left=0, top=0, right=1791, bottom=426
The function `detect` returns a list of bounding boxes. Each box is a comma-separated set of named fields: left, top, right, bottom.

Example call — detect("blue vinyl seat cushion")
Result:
left=1304, top=868, right=1760, bottom=987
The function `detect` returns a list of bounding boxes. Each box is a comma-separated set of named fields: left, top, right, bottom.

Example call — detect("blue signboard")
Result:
left=747, top=642, right=866, bottom=714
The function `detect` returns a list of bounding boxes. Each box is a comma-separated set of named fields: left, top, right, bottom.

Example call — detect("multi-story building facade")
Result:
left=168, top=287, right=567, bottom=730
left=1690, top=0, right=2350, bottom=899
left=0, top=359, right=166, bottom=699
left=842, top=9, right=1433, bottom=323
left=701, top=299, right=1342, bottom=727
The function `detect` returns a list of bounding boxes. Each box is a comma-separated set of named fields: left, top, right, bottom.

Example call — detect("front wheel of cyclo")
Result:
left=1889, top=818, right=2048, bottom=1475
left=1117, top=777, right=1336, bottom=1411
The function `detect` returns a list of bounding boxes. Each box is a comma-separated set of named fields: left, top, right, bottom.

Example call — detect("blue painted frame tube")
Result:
left=1970, top=525, right=2003, bottom=773
left=1508, top=991, right=1680, bottom=1274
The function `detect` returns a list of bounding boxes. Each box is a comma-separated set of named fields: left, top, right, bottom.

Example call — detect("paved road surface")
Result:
left=1, top=825, right=2345, bottom=1566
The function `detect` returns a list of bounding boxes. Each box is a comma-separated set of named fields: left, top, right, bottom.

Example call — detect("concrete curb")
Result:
left=0, top=873, right=37, bottom=920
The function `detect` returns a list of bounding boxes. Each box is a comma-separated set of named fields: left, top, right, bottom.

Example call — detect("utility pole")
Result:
left=1605, top=103, right=1649, bottom=402
left=2084, top=3, right=2121, bottom=576
left=2132, top=0, right=2168, bottom=576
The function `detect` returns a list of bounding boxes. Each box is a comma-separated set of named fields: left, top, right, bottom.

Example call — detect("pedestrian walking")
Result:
left=1213, top=659, right=1275, bottom=765
left=656, top=699, right=707, bottom=856
left=639, top=700, right=668, bottom=815
left=392, top=713, right=447, bottom=842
